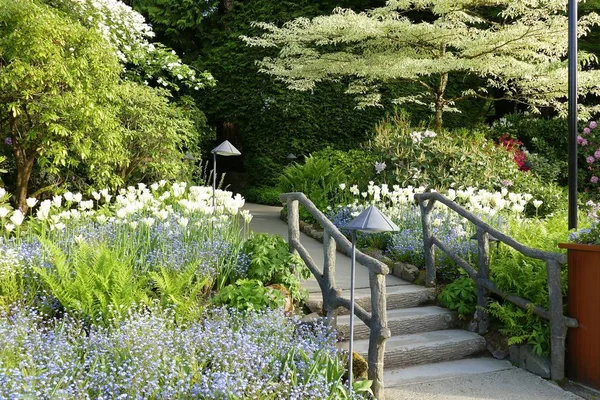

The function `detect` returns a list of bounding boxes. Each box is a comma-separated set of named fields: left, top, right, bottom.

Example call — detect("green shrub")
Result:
left=212, top=279, right=285, bottom=311
left=370, top=112, right=524, bottom=190
left=279, top=155, right=343, bottom=221
left=312, top=148, right=379, bottom=186
left=244, top=186, right=282, bottom=206
left=242, top=233, right=310, bottom=302
left=368, top=111, right=564, bottom=216
left=488, top=114, right=568, bottom=184
left=438, top=277, right=477, bottom=319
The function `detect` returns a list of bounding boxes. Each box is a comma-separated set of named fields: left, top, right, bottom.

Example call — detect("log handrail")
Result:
left=415, top=192, right=577, bottom=381
left=280, top=192, right=389, bottom=400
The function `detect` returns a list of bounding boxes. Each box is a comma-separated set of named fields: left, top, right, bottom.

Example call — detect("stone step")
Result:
left=336, top=306, right=458, bottom=340
left=384, top=357, right=513, bottom=387
left=340, top=329, right=486, bottom=369
left=306, top=285, right=436, bottom=315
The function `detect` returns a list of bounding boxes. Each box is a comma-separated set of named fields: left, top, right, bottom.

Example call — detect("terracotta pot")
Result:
left=558, top=243, right=600, bottom=390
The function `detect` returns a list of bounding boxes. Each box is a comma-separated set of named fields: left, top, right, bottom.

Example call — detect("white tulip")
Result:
left=177, top=217, right=189, bottom=227
left=9, top=210, right=24, bottom=226
left=5, top=223, right=14, bottom=232
left=0, top=208, right=10, bottom=218
left=26, top=197, right=38, bottom=208
left=63, top=192, right=74, bottom=202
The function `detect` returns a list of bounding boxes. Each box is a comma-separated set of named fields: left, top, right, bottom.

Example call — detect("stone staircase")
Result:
left=307, top=284, right=488, bottom=374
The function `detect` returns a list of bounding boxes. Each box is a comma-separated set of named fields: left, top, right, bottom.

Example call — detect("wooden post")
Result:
left=474, top=227, right=490, bottom=334
left=287, top=199, right=299, bottom=255
left=368, top=270, right=390, bottom=400
left=419, top=199, right=436, bottom=287
left=546, top=259, right=566, bottom=380
left=323, top=228, right=338, bottom=328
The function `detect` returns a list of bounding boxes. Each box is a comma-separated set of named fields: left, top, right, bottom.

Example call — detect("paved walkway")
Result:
left=244, top=202, right=583, bottom=400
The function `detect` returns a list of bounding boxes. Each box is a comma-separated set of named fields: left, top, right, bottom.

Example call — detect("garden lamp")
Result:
left=344, top=205, right=399, bottom=391
left=211, top=140, right=241, bottom=209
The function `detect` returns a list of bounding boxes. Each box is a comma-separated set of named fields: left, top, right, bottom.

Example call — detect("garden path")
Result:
left=244, top=202, right=584, bottom=400
left=244, top=202, right=407, bottom=292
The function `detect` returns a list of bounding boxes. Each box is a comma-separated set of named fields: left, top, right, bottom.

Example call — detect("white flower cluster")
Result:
left=53, top=0, right=213, bottom=90
left=0, top=182, right=249, bottom=233
left=339, top=182, right=541, bottom=218
left=409, top=129, right=437, bottom=143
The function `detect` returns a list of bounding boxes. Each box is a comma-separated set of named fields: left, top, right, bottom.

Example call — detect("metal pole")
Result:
left=212, top=152, right=217, bottom=210
left=568, top=0, right=578, bottom=229
left=348, top=231, right=356, bottom=393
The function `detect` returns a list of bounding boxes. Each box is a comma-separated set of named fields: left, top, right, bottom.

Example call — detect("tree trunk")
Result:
left=12, top=143, right=35, bottom=213
left=435, top=100, right=444, bottom=132
left=434, top=71, right=449, bottom=131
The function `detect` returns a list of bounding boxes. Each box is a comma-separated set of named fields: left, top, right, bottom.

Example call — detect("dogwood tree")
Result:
left=47, top=0, right=215, bottom=91
left=243, top=0, right=600, bottom=129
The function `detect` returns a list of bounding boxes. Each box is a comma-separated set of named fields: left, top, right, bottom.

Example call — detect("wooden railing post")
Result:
left=474, top=227, right=490, bottom=335
left=368, top=270, right=390, bottom=400
left=419, top=199, right=436, bottom=287
left=287, top=199, right=299, bottom=255
left=322, top=228, right=338, bottom=328
left=547, top=259, right=566, bottom=380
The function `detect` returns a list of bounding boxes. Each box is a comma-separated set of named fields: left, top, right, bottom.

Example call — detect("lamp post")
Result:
left=211, top=140, right=241, bottom=210
left=568, top=0, right=578, bottom=229
left=344, top=205, right=399, bottom=392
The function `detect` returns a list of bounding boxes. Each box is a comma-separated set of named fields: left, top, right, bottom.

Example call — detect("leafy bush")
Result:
left=241, top=233, right=310, bottom=302
left=212, top=279, right=285, bottom=311
left=312, top=148, right=379, bottom=186
left=370, top=112, right=522, bottom=190
left=438, top=277, right=477, bottom=319
left=244, top=186, right=282, bottom=206
left=369, top=111, right=564, bottom=216
left=488, top=114, right=568, bottom=184
left=279, top=154, right=343, bottom=220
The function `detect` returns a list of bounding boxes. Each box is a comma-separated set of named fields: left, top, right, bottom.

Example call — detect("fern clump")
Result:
left=35, top=240, right=151, bottom=325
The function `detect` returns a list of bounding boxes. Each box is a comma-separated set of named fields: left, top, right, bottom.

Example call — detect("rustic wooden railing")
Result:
left=415, top=192, right=578, bottom=381
left=280, top=192, right=391, bottom=400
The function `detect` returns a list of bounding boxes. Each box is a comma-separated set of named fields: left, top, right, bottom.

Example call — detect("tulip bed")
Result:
left=0, top=182, right=354, bottom=399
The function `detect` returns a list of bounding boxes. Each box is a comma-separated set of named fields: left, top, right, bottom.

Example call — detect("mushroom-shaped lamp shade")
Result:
left=211, top=140, right=241, bottom=156
left=344, top=205, right=399, bottom=233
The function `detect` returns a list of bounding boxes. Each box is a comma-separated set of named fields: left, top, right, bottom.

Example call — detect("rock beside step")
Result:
left=341, top=330, right=486, bottom=369
left=336, top=306, right=458, bottom=340
left=305, top=285, right=436, bottom=315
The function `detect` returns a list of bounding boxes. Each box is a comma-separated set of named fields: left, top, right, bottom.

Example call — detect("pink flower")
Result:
left=595, top=149, right=600, bottom=159
left=584, top=127, right=591, bottom=135
left=591, top=176, right=599, bottom=184
left=587, top=156, right=595, bottom=164
left=578, top=135, right=588, bottom=146
left=591, top=121, right=598, bottom=129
